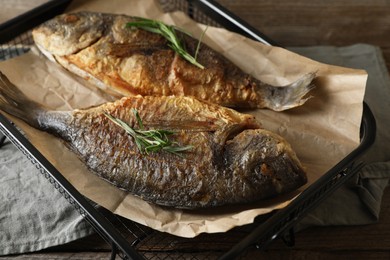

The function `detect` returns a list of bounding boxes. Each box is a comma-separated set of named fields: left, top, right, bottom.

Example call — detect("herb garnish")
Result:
left=126, top=17, right=207, bottom=69
left=104, top=109, right=193, bottom=156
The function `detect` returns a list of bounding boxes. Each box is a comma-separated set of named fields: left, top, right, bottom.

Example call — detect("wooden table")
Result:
left=3, top=0, right=390, bottom=259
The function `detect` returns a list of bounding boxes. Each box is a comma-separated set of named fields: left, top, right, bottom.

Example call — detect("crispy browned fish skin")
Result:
left=32, top=12, right=315, bottom=111
left=0, top=72, right=307, bottom=209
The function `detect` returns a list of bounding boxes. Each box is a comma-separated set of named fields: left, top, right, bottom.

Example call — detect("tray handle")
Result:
left=0, top=0, right=72, bottom=44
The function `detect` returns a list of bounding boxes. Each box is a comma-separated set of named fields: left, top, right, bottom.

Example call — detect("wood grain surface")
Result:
left=215, top=0, right=390, bottom=71
left=2, top=0, right=390, bottom=259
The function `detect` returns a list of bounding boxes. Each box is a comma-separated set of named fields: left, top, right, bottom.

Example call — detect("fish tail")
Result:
left=0, top=71, right=45, bottom=128
left=263, top=72, right=316, bottom=111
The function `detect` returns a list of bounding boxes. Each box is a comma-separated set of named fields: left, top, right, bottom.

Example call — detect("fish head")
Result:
left=32, top=12, right=106, bottom=56
left=225, top=129, right=307, bottom=198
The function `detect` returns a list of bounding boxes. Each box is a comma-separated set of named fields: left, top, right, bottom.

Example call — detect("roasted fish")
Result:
left=0, top=72, right=307, bottom=209
left=32, top=12, right=315, bottom=111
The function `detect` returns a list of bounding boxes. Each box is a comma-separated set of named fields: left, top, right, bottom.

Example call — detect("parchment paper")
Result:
left=0, top=0, right=367, bottom=238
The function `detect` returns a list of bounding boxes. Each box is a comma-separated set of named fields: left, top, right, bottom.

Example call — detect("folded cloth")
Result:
left=288, top=44, right=390, bottom=230
left=0, top=44, right=388, bottom=255
left=0, top=138, right=95, bottom=255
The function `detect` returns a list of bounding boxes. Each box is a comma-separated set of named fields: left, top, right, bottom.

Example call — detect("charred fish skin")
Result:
left=0, top=72, right=307, bottom=209
left=32, top=11, right=315, bottom=111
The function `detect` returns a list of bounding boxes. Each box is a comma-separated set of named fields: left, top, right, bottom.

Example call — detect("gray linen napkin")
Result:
left=0, top=44, right=388, bottom=255
left=0, top=139, right=95, bottom=255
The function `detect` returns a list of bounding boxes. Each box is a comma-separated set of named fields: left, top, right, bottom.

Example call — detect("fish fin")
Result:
left=0, top=71, right=44, bottom=128
left=266, top=72, right=316, bottom=111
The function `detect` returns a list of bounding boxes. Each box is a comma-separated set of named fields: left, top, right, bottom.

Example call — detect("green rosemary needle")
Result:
left=126, top=17, right=206, bottom=69
left=104, top=109, right=193, bottom=156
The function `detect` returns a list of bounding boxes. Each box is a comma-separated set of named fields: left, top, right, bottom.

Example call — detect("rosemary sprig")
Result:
left=126, top=17, right=206, bottom=69
left=104, top=109, right=193, bottom=157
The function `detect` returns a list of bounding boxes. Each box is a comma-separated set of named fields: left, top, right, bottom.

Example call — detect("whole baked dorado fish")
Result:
left=0, top=72, right=307, bottom=209
left=32, top=12, right=315, bottom=111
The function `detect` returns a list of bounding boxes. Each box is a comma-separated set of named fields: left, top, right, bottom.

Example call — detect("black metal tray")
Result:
left=0, top=0, right=376, bottom=259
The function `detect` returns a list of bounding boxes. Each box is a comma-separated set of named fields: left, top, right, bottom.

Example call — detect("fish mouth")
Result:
left=35, top=43, right=57, bottom=62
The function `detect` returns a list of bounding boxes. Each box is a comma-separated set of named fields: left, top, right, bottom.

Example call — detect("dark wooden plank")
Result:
left=245, top=251, right=390, bottom=260
left=215, top=0, right=390, bottom=72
